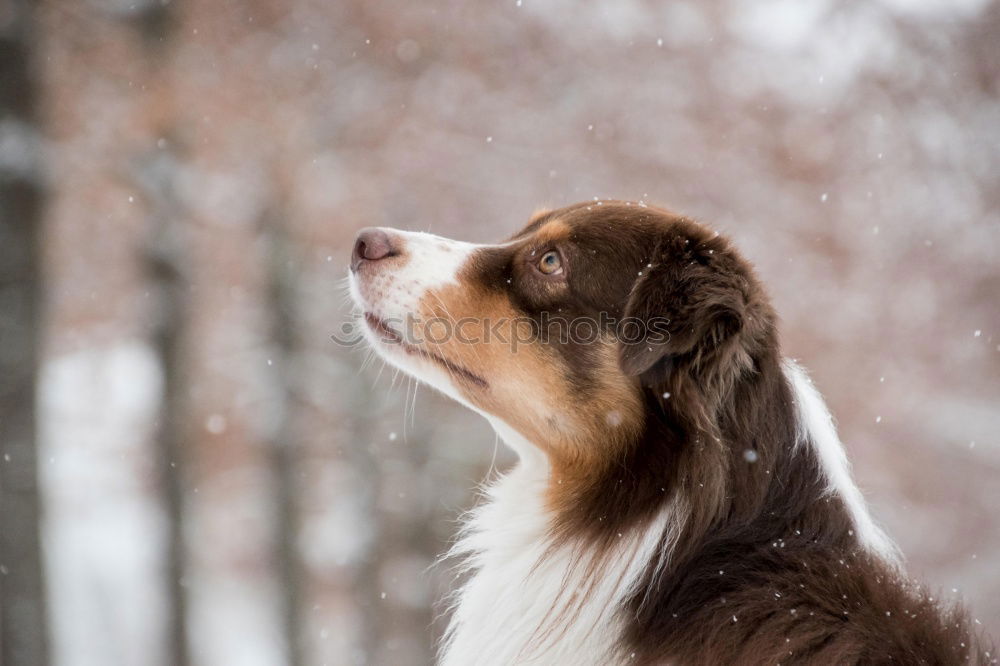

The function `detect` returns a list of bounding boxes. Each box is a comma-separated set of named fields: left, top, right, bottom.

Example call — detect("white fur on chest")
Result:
left=440, top=423, right=669, bottom=666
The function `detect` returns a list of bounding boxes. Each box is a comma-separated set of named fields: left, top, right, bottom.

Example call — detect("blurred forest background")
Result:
left=0, top=0, right=998, bottom=664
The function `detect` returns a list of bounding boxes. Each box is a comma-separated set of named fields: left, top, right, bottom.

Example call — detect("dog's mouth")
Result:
left=363, top=312, right=489, bottom=389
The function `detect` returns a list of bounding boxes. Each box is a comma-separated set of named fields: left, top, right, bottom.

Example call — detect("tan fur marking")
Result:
left=528, top=207, right=553, bottom=224
left=413, top=274, right=644, bottom=515
left=535, top=218, right=571, bottom=243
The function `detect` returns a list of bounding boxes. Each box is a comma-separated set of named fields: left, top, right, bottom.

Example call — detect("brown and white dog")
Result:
left=348, top=201, right=992, bottom=665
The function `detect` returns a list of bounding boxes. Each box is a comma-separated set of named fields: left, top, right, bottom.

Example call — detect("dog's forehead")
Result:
left=510, top=202, right=679, bottom=247
left=508, top=210, right=570, bottom=243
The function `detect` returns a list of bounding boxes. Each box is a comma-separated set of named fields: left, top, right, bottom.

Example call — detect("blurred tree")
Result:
left=139, top=143, right=192, bottom=666
left=260, top=199, right=306, bottom=666
left=348, top=378, right=385, bottom=662
left=130, top=1, right=191, bottom=663
left=0, top=1, right=49, bottom=665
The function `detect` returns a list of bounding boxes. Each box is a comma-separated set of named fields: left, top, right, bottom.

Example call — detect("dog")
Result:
left=348, top=201, right=992, bottom=665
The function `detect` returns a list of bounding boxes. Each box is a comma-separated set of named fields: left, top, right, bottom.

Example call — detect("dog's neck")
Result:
left=440, top=419, right=668, bottom=666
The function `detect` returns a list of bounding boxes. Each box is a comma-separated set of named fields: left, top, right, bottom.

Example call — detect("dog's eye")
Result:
left=537, top=250, right=563, bottom=275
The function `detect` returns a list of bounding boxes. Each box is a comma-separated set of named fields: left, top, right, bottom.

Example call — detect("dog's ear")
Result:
left=618, top=239, right=745, bottom=380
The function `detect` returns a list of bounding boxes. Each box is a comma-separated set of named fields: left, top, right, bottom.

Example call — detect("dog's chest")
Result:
left=440, top=469, right=655, bottom=666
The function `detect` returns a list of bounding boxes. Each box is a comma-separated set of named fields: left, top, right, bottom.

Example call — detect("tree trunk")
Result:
left=130, top=3, right=191, bottom=664
left=0, top=1, right=49, bottom=665
left=140, top=148, right=192, bottom=666
left=260, top=206, right=305, bottom=666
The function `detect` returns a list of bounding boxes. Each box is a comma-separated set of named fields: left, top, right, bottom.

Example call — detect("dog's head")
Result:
left=348, top=201, right=772, bottom=469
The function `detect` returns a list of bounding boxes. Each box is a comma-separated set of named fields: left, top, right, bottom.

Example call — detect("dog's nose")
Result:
left=352, top=228, right=395, bottom=271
